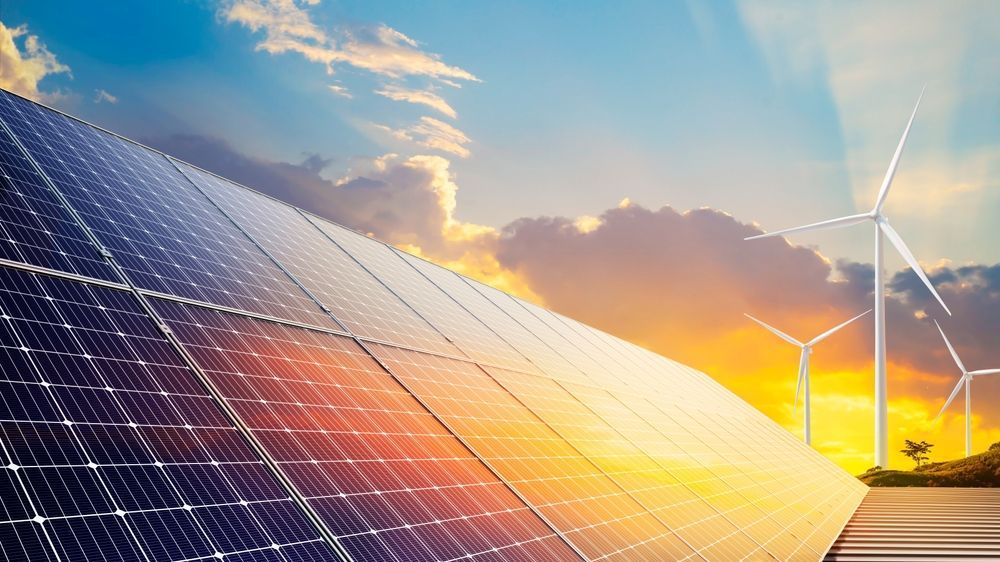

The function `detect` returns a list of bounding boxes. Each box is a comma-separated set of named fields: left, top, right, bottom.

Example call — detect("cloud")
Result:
left=222, top=0, right=478, bottom=83
left=145, top=133, right=486, bottom=256
left=375, top=116, right=471, bottom=158
left=327, top=83, right=351, bottom=98
left=375, top=85, right=456, bottom=118
left=0, top=21, right=70, bottom=103
left=93, top=89, right=118, bottom=104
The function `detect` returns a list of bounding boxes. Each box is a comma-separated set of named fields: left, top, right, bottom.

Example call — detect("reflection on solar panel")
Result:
left=152, top=298, right=579, bottom=562
left=0, top=87, right=867, bottom=561
left=172, top=162, right=462, bottom=358
left=0, top=91, right=338, bottom=332
left=0, top=118, right=118, bottom=282
left=309, top=217, right=536, bottom=374
left=0, top=266, right=337, bottom=561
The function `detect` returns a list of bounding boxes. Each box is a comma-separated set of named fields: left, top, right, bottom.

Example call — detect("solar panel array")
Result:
left=0, top=88, right=867, bottom=561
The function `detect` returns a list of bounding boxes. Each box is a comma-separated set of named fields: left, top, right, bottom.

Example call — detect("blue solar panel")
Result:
left=0, top=89, right=869, bottom=561
left=0, top=265, right=340, bottom=561
left=309, top=217, right=537, bottom=373
left=0, top=115, right=117, bottom=282
left=172, top=161, right=465, bottom=357
left=0, top=90, right=338, bottom=332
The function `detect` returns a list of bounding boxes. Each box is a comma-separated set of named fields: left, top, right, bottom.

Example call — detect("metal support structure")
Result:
left=874, top=224, right=888, bottom=468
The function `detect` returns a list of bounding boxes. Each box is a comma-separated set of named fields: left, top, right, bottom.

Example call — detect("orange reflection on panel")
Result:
left=371, top=343, right=697, bottom=561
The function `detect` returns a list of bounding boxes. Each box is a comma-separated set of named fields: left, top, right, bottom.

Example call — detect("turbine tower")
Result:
left=933, top=320, right=1000, bottom=457
left=745, top=88, right=950, bottom=467
left=745, top=310, right=870, bottom=445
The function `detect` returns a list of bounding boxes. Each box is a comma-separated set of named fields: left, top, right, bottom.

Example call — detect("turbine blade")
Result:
left=793, top=348, right=808, bottom=416
left=935, top=376, right=965, bottom=421
left=880, top=221, right=951, bottom=315
left=744, top=314, right=802, bottom=346
left=873, top=86, right=925, bottom=213
left=969, top=369, right=1000, bottom=376
left=744, top=213, right=870, bottom=241
left=934, top=320, right=966, bottom=374
left=807, top=309, right=872, bottom=346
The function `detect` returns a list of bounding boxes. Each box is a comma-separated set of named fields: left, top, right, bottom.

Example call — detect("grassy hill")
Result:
left=859, top=444, right=1000, bottom=487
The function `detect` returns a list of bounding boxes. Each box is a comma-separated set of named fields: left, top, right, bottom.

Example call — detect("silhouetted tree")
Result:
left=900, top=440, right=933, bottom=468
left=990, top=442, right=1000, bottom=452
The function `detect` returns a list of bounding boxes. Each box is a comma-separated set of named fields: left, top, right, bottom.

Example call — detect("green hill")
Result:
left=859, top=443, right=1000, bottom=487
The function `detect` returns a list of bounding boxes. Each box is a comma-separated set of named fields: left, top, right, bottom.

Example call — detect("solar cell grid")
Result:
left=650, top=407, right=815, bottom=559
left=0, top=117, right=117, bottom=282
left=463, top=280, right=597, bottom=387
left=521, top=307, right=644, bottom=390
left=369, top=344, right=698, bottom=561
left=482, top=366, right=772, bottom=561
left=173, top=162, right=467, bottom=359
left=0, top=265, right=338, bottom=561
left=508, top=298, right=623, bottom=387
left=152, top=298, right=579, bottom=562
left=396, top=251, right=588, bottom=383
left=0, top=90, right=338, bottom=332
left=620, top=395, right=865, bottom=560
left=562, top=382, right=791, bottom=557
left=310, top=217, right=536, bottom=374
left=546, top=313, right=667, bottom=391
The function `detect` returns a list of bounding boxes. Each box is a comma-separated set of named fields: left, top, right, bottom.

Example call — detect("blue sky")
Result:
left=2, top=0, right=997, bottom=266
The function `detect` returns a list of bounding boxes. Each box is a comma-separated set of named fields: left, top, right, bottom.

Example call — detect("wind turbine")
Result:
left=745, top=310, right=870, bottom=445
left=933, top=320, right=1000, bottom=457
left=745, top=88, right=950, bottom=467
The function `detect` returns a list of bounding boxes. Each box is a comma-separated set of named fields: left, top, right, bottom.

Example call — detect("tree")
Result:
left=900, top=440, right=934, bottom=468
left=990, top=442, right=1000, bottom=452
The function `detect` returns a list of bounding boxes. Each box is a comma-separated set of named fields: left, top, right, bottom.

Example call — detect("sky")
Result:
left=0, top=0, right=998, bottom=474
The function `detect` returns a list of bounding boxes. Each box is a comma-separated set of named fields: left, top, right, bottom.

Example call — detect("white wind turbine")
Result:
left=745, top=88, right=951, bottom=467
left=933, top=320, right=1000, bottom=458
left=745, top=310, right=870, bottom=445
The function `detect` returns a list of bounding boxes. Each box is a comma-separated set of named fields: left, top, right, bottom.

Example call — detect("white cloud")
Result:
left=93, top=89, right=118, bottom=104
left=376, top=116, right=471, bottom=158
left=223, top=0, right=478, bottom=83
left=327, top=83, right=351, bottom=98
left=0, top=22, right=70, bottom=103
left=375, top=85, right=456, bottom=118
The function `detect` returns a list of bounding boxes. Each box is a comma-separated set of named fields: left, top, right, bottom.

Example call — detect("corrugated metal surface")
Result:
left=825, top=487, right=1000, bottom=561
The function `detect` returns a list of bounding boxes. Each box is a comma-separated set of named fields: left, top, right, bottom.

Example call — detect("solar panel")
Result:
left=0, top=266, right=339, bottom=561
left=369, top=344, right=699, bottom=561
left=541, top=311, right=665, bottom=389
left=309, top=217, right=537, bottom=374
left=0, top=116, right=118, bottom=283
left=152, top=298, right=580, bottom=562
left=170, top=161, right=462, bottom=358
left=0, top=89, right=868, bottom=562
left=483, top=367, right=773, bottom=560
left=0, top=90, right=338, bottom=331
left=394, top=251, right=589, bottom=384
left=461, top=279, right=614, bottom=387
left=507, top=298, right=640, bottom=390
